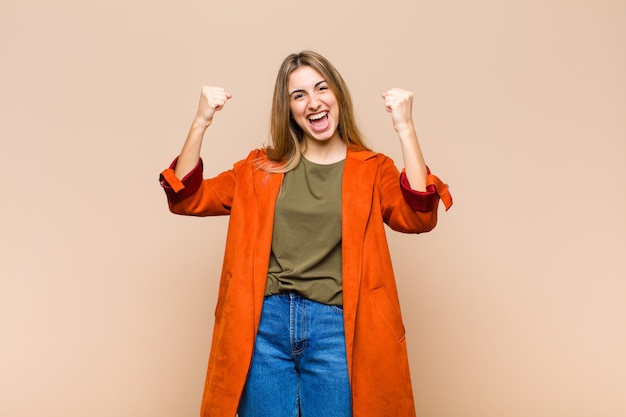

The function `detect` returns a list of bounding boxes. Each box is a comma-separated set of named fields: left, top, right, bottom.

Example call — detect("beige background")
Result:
left=2, top=0, right=625, bottom=416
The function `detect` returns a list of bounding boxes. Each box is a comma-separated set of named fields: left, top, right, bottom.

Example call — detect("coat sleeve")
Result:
left=159, top=157, right=237, bottom=217
left=399, top=170, right=453, bottom=212
left=378, top=155, right=452, bottom=233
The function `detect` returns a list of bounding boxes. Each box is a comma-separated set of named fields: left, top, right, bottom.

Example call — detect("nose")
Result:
left=308, top=93, right=321, bottom=110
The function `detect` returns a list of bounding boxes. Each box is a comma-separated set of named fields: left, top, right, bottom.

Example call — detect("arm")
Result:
left=175, top=86, right=232, bottom=179
left=379, top=155, right=438, bottom=233
left=381, top=88, right=427, bottom=191
left=382, top=88, right=453, bottom=211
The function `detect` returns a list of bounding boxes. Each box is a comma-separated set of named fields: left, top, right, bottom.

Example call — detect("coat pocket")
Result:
left=371, top=286, right=406, bottom=342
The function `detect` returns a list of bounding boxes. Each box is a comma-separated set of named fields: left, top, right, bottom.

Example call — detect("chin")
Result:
left=309, top=130, right=339, bottom=143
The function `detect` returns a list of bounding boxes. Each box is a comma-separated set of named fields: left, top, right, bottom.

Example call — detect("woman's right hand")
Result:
left=195, top=86, right=232, bottom=126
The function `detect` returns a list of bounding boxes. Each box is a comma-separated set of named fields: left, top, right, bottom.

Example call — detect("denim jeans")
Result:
left=238, top=293, right=352, bottom=417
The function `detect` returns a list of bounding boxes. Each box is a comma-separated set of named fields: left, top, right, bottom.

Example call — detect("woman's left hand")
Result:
left=382, top=88, right=414, bottom=134
left=382, top=88, right=427, bottom=191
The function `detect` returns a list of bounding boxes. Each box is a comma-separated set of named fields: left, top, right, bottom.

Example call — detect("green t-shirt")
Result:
left=265, top=156, right=344, bottom=305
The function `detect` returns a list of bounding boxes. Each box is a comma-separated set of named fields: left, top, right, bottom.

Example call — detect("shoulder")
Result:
left=242, top=148, right=268, bottom=162
left=346, top=148, right=394, bottom=166
left=232, top=148, right=270, bottom=168
left=231, top=148, right=287, bottom=177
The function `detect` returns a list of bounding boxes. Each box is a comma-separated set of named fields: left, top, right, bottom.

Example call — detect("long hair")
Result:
left=263, top=51, right=370, bottom=173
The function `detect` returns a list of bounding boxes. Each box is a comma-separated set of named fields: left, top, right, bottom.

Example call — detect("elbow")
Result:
left=417, top=209, right=438, bottom=234
left=418, top=212, right=438, bottom=233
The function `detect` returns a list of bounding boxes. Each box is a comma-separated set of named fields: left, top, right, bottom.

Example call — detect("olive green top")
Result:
left=265, top=156, right=344, bottom=305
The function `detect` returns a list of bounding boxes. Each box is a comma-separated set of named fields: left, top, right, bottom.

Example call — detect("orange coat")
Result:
left=160, top=148, right=452, bottom=417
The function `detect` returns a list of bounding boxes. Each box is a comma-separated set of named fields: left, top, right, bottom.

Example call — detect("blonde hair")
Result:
left=263, top=51, right=370, bottom=173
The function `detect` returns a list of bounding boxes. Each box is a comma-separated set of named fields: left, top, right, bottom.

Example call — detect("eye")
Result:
left=291, top=92, right=305, bottom=100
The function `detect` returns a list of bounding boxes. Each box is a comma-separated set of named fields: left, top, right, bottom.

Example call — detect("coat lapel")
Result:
left=341, top=149, right=378, bottom=376
left=252, top=166, right=284, bottom=326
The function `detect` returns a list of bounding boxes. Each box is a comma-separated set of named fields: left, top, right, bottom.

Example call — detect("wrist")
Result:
left=394, top=122, right=416, bottom=139
left=192, top=115, right=212, bottom=130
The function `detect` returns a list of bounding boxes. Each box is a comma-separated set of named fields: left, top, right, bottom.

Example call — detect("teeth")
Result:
left=308, top=111, right=327, bottom=121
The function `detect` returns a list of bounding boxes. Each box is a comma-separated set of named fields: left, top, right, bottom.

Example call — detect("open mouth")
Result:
left=308, top=111, right=329, bottom=128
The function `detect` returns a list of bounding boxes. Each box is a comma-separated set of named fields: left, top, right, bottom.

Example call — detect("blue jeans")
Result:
left=238, top=293, right=352, bottom=417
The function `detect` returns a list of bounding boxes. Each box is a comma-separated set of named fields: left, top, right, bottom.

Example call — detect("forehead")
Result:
left=288, top=66, right=325, bottom=90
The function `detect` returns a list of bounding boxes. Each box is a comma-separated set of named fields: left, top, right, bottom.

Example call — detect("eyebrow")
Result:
left=289, top=80, right=327, bottom=97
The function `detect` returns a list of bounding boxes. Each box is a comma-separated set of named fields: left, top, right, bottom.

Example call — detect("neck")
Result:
left=302, top=138, right=347, bottom=165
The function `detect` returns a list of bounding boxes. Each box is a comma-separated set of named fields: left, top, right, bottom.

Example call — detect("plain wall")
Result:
left=1, top=0, right=625, bottom=416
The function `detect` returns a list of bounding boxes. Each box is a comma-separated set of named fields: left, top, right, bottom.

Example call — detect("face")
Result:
left=287, top=66, right=341, bottom=146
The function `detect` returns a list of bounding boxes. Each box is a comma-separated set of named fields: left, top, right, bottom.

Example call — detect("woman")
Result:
left=159, top=50, right=452, bottom=417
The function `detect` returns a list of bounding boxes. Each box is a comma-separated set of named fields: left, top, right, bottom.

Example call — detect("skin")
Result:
left=174, top=86, right=232, bottom=179
left=174, top=70, right=427, bottom=191
left=382, top=87, right=428, bottom=191
left=287, top=66, right=345, bottom=164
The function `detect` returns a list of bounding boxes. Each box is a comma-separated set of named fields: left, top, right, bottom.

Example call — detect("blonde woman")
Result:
left=159, top=50, right=452, bottom=417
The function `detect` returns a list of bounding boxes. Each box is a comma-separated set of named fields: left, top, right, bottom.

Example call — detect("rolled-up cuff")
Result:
left=159, top=157, right=203, bottom=202
left=400, top=172, right=438, bottom=212
left=400, top=169, right=453, bottom=212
